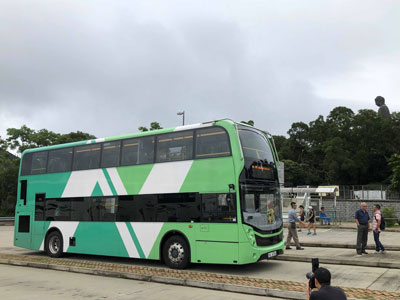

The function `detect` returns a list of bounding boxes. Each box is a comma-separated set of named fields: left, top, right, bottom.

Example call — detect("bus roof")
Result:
left=21, top=119, right=248, bottom=155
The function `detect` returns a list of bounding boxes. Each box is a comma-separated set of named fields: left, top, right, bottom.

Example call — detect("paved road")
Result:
left=0, top=264, right=281, bottom=300
left=2, top=226, right=400, bottom=292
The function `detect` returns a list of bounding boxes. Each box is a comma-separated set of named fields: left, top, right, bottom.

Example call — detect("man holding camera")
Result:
left=306, top=267, right=347, bottom=300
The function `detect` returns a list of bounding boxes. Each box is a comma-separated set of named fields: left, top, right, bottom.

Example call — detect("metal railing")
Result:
left=0, top=217, right=14, bottom=222
left=283, top=185, right=400, bottom=201
left=338, top=185, right=400, bottom=201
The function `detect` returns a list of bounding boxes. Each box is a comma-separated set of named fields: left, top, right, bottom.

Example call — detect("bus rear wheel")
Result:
left=45, top=231, right=64, bottom=258
left=162, top=236, right=190, bottom=269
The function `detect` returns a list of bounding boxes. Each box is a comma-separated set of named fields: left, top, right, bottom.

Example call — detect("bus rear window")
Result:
left=20, top=153, right=33, bottom=176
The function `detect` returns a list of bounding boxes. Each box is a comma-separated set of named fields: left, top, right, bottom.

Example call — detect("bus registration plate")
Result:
left=267, top=251, right=277, bottom=258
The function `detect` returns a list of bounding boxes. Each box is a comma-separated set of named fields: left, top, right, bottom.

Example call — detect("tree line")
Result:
left=1, top=112, right=400, bottom=216
left=0, top=126, right=96, bottom=215
left=273, top=107, right=400, bottom=189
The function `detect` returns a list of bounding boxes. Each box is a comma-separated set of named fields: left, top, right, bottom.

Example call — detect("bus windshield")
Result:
left=238, top=127, right=282, bottom=231
left=240, top=183, right=282, bottom=231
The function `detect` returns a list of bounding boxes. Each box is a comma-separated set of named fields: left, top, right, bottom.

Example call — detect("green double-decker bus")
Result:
left=14, top=120, right=284, bottom=269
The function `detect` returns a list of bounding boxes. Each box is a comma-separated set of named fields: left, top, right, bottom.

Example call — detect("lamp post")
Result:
left=177, top=111, right=185, bottom=125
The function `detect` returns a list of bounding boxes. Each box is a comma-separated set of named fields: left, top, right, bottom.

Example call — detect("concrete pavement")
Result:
left=286, top=227, right=400, bottom=250
left=0, top=264, right=281, bottom=300
left=4, top=252, right=400, bottom=299
left=1, top=225, right=399, bottom=290
left=2, top=226, right=400, bottom=299
left=285, top=221, right=400, bottom=232
left=282, top=227, right=400, bottom=270
left=279, top=246, right=400, bottom=269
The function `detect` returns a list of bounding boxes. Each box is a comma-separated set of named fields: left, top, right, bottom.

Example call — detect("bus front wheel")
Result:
left=45, top=231, right=64, bottom=258
left=162, top=236, right=190, bottom=269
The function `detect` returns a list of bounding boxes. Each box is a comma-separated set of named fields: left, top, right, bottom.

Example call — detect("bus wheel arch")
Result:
left=160, top=230, right=191, bottom=269
left=44, top=228, right=64, bottom=258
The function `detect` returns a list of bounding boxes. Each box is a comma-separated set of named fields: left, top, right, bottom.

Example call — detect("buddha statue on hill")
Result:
left=375, top=96, right=391, bottom=119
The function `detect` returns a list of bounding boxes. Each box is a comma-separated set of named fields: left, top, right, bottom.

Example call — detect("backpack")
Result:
left=375, top=213, right=386, bottom=230
left=380, top=214, right=386, bottom=230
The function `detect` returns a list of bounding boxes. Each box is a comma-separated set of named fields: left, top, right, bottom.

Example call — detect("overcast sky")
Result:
left=1, top=0, right=399, bottom=139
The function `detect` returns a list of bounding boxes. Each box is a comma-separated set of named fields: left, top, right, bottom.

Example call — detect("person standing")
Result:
left=298, top=205, right=306, bottom=232
left=372, top=204, right=385, bottom=254
left=286, top=202, right=306, bottom=250
left=355, top=202, right=370, bottom=255
left=307, top=206, right=317, bottom=236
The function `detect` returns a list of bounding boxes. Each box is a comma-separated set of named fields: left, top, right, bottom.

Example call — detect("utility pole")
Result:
left=177, top=111, right=185, bottom=125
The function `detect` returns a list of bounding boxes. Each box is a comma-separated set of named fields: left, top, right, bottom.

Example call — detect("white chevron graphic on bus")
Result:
left=61, top=168, right=127, bottom=197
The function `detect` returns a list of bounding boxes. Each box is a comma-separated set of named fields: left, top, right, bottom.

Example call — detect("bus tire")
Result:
left=162, top=235, right=190, bottom=269
left=45, top=231, right=64, bottom=258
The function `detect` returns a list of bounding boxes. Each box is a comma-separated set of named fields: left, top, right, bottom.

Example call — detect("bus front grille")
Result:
left=255, top=232, right=283, bottom=247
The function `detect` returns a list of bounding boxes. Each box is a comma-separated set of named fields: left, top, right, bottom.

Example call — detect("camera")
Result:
left=306, top=258, right=319, bottom=289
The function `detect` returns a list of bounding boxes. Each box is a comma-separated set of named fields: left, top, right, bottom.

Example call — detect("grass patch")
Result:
left=388, top=224, right=400, bottom=228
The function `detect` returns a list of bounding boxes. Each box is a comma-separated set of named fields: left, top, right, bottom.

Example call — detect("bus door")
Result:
left=31, top=193, right=47, bottom=250
left=14, top=179, right=32, bottom=249
left=194, top=193, right=239, bottom=264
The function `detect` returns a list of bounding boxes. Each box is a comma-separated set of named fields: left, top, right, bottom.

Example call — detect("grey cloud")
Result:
left=1, top=0, right=399, bottom=139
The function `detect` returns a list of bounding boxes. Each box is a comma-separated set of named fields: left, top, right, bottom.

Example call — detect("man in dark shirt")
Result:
left=355, top=202, right=370, bottom=255
left=306, top=267, right=347, bottom=300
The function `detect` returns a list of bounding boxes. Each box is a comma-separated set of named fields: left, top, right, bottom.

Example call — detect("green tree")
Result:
left=326, top=106, right=354, bottom=135
left=138, top=122, right=163, bottom=132
left=241, top=120, right=254, bottom=126
left=6, top=125, right=96, bottom=153
left=352, top=110, right=394, bottom=184
left=277, top=106, right=400, bottom=186
left=1, top=126, right=96, bottom=215
left=382, top=207, right=397, bottom=227
left=322, top=137, right=357, bottom=184
left=0, top=136, right=6, bottom=150
left=55, top=131, right=96, bottom=144
left=281, top=159, right=319, bottom=186
left=286, top=122, right=310, bottom=163
left=6, top=125, right=59, bottom=153
left=272, top=135, right=289, bottom=160
left=0, top=146, right=19, bottom=216
left=388, top=153, right=400, bottom=192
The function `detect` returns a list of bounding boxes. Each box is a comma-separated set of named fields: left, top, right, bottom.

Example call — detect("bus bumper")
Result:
left=238, top=239, right=285, bottom=264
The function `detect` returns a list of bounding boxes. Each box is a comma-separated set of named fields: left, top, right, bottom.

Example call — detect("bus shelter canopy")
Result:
left=315, top=187, right=337, bottom=194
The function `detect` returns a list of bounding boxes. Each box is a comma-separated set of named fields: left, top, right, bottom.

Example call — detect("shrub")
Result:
left=382, top=207, right=397, bottom=227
